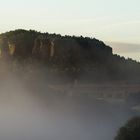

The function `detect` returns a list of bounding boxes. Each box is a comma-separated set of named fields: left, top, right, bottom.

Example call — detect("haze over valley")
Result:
left=0, top=29, right=140, bottom=140
left=0, top=0, right=140, bottom=139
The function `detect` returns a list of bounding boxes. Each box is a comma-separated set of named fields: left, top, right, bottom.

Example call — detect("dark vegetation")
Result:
left=0, top=29, right=140, bottom=83
left=115, top=117, right=140, bottom=140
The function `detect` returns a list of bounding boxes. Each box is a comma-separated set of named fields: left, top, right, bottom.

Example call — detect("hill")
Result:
left=0, top=29, right=140, bottom=83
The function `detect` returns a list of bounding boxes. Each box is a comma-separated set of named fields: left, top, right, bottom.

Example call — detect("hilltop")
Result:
left=0, top=29, right=140, bottom=83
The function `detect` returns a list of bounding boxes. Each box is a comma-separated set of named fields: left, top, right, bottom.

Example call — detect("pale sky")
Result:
left=0, top=0, right=140, bottom=60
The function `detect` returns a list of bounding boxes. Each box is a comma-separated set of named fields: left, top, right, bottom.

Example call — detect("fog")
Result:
left=0, top=64, right=140, bottom=140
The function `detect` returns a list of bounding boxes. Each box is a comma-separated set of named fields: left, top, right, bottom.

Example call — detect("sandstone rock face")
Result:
left=8, top=42, right=16, bottom=55
left=32, top=36, right=53, bottom=59
left=0, top=37, right=9, bottom=58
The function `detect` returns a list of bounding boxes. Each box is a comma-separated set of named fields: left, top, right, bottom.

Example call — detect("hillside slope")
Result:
left=0, top=29, right=140, bottom=82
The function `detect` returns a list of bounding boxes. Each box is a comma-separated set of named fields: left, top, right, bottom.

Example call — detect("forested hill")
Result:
left=0, top=29, right=112, bottom=60
left=0, top=29, right=140, bottom=82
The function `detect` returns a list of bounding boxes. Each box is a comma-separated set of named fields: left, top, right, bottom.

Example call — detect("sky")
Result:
left=0, top=0, right=140, bottom=61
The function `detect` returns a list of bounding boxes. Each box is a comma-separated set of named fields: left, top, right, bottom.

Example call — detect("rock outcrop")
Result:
left=0, top=29, right=140, bottom=82
left=0, top=30, right=112, bottom=62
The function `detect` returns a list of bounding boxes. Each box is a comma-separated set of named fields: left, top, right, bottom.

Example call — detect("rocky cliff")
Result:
left=0, top=29, right=140, bottom=82
left=0, top=29, right=112, bottom=61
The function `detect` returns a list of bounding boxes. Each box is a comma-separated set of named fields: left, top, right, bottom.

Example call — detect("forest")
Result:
left=0, top=29, right=140, bottom=83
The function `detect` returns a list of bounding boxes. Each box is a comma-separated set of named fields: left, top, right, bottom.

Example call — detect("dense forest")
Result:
left=0, top=29, right=140, bottom=83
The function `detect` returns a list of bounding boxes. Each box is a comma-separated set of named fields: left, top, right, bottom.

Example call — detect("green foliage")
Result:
left=115, top=117, right=140, bottom=140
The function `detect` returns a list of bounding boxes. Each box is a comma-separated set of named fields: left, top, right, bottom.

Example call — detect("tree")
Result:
left=115, top=117, right=140, bottom=140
